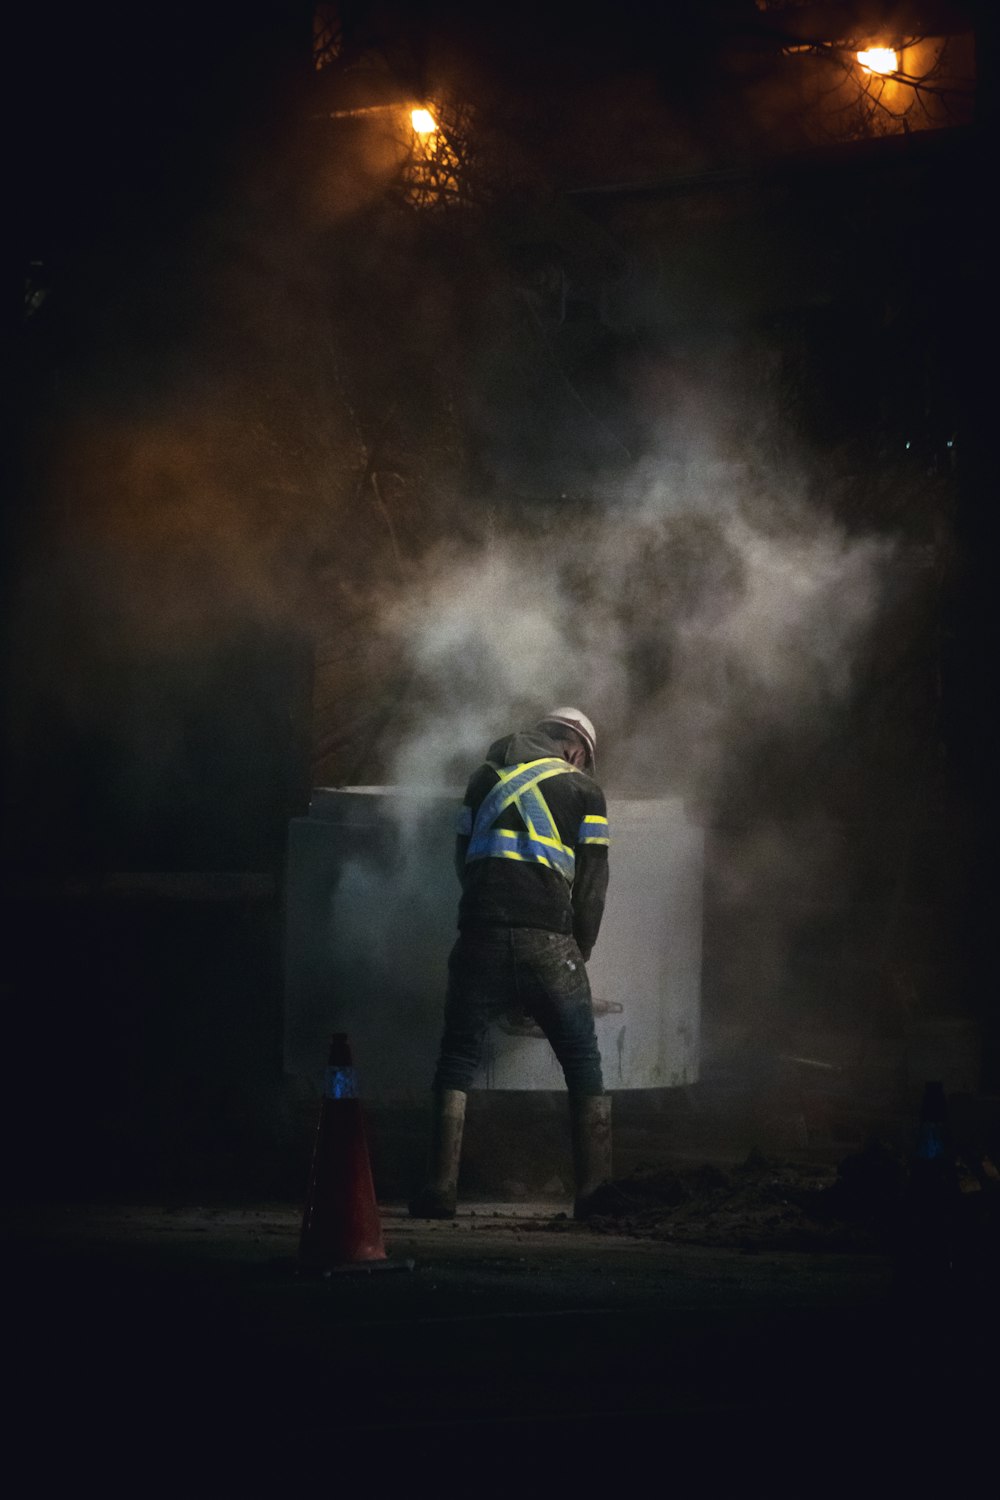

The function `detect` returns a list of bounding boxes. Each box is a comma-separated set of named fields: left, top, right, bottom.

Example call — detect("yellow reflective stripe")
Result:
left=491, top=758, right=566, bottom=784
left=578, top=812, right=609, bottom=846
left=491, top=826, right=573, bottom=859
left=519, top=782, right=565, bottom=855
left=479, top=840, right=559, bottom=871
left=495, top=849, right=557, bottom=869
left=535, top=832, right=575, bottom=857
left=488, top=759, right=571, bottom=816
left=492, top=758, right=565, bottom=778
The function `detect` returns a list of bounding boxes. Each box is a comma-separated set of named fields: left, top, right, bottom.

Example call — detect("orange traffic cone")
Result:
left=298, top=1033, right=387, bottom=1271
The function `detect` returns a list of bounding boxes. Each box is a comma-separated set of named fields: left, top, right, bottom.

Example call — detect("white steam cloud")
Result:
left=382, top=458, right=891, bottom=801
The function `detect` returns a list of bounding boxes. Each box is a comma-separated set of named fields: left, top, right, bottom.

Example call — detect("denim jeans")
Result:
left=434, top=928, right=604, bottom=1096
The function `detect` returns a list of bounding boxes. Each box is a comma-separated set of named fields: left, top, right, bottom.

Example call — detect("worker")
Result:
left=409, top=708, right=612, bottom=1221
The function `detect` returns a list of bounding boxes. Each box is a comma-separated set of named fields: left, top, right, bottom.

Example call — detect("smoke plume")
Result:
left=382, top=453, right=893, bottom=806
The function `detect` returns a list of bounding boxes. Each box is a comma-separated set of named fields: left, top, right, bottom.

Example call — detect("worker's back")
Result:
left=456, top=728, right=609, bottom=958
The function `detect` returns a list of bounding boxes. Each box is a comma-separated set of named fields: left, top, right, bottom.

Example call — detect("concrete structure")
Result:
left=284, top=788, right=703, bottom=1095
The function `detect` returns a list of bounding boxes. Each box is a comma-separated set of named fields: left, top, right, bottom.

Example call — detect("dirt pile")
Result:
left=561, top=1147, right=898, bottom=1251
left=551, top=1139, right=1000, bottom=1259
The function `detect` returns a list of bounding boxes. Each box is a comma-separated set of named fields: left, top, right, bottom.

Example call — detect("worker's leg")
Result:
left=410, top=931, right=509, bottom=1218
left=515, top=930, right=603, bottom=1095
left=408, top=1087, right=467, bottom=1219
left=568, top=1093, right=612, bottom=1219
left=432, top=931, right=508, bottom=1092
left=515, top=930, right=611, bottom=1218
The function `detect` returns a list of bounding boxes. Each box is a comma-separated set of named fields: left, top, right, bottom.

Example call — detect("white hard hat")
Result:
left=537, top=707, right=597, bottom=771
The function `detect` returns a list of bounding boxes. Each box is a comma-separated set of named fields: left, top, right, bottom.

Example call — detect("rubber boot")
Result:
left=570, top=1093, right=613, bottom=1220
left=408, top=1088, right=467, bottom=1219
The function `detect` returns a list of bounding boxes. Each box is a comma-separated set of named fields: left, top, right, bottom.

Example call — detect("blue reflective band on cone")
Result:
left=324, top=1065, right=359, bottom=1100
left=916, top=1124, right=947, bottom=1161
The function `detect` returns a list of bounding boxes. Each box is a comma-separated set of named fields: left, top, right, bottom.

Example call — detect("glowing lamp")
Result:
left=411, top=108, right=438, bottom=134
left=856, top=47, right=898, bottom=75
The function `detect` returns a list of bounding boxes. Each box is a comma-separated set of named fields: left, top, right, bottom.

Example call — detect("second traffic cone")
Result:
left=298, top=1033, right=387, bottom=1270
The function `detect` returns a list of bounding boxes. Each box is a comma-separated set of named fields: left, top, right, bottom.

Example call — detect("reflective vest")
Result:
left=458, top=757, right=609, bottom=883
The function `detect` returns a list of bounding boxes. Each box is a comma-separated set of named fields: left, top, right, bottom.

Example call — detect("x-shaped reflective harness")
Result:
left=465, top=757, right=579, bottom=881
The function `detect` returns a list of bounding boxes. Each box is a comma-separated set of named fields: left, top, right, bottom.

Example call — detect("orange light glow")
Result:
left=856, top=47, right=898, bottom=75
left=411, top=108, right=438, bottom=134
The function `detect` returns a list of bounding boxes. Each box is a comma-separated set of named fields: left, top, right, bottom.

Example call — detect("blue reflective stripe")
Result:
left=470, top=828, right=578, bottom=876
left=466, top=829, right=575, bottom=879
left=578, top=813, right=610, bottom=845
left=518, top=785, right=576, bottom=866
left=324, top=1066, right=359, bottom=1100
left=519, top=783, right=562, bottom=847
left=456, top=806, right=472, bottom=836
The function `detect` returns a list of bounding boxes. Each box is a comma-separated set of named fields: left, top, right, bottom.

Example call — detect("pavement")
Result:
left=8, top=1198, right=994, bottom=1488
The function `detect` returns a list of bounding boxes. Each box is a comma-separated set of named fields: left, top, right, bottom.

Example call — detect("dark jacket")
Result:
left=455, top=729, right=610, bottom=959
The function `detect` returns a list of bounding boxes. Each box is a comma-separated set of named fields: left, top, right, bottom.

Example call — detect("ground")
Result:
left=8, top=1194, right=994, bottom=1489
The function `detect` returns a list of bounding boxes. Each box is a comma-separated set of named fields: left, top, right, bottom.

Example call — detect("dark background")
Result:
left=5, top=2, right=996, bottom=1198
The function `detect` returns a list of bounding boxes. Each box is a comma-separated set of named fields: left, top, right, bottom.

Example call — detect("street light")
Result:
left=312, top=103, right=441, bottom=132
left=856, top=47, right=898, bottom=75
